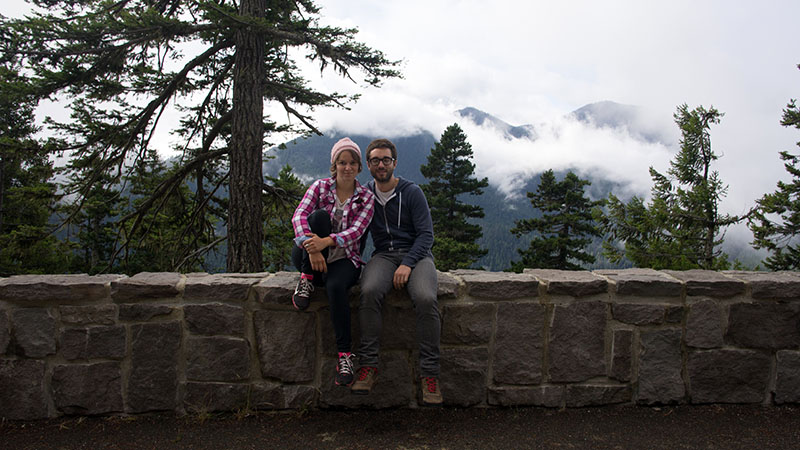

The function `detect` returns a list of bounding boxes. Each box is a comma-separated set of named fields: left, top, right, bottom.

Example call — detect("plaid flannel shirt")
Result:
left=291, top=178, right=375, bottom=268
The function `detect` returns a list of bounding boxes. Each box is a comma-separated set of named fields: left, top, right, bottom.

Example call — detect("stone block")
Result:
left=12, top=308, right=56, bottom=357
left=451, top=269, right=538, bottom=299
left=548, top=301, right=606, bottom=382
left=59, top=305, right=117, bottom=325
left=52, top=362, right=123, bottom=415
left=440, top=347, right=488, bottom=407
left=638, top=329, right=685, bottom=404
left=688, top=349, right=771, bottom=404
left=184, top=382, right=249, bottom=413
left=254, top=272, right=306, bottom=306
left=0, top=310, right=9, bottom=355
left=664, top=270, right=745, bottom=297
left=488, top=386, right=565, bottom=408
left=0, top=359, right=47, bottom=420
left=319, top=351, right=412, bottom=409
left=127, top=322, right=181, bottom=413
left=726, top=302, right=800, bottom=350
left=610, top=329, right=632, bottom=382
left=119, top=304, right=173, bottom=321
left=527, top=269, right=608, bottom=296
left=437, top=271, right=463, bottom=299
left=612, top=303, right=665, bottom=325
left=111, top=272, right=181, bottom=301
left=186, top=336, right=250, bottom=381
left=441, top=302, right=493, bottom=345
left=775, top=350, right=800, bottom=404
left=0, top=274, right=119, bottom=303
left=686, top=300, right=724, bottom=348
left=493, top=302, right=544, bottom=385
left=566, top=384, right=631, bottom=407
left=487, top=386, right=564, bottom=408
left=254, top=310, right=315, bottom=382
left=184, top=303, right=245, bottom=336
left=60, top=325, right=126, bottom=360
left=725, top=271, right=800, bottom=300
left=249, top=382, right=317, bottom=410
left=184, top=274, right=263, bottom=301
left=665, top=305, right=684, bottom=323
left=597, top=269, right=682, bottom=297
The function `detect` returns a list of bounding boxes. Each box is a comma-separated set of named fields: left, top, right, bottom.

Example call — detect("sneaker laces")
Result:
left=295, top=278, right=314, bottom=296
left=357, top=366, right=376, bottom=381
left=338, top=354, right=354, bottom=375
left=423, top=377, right=438, bottom=393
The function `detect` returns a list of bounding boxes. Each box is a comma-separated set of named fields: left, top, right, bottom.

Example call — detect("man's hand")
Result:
left=393, top=264, right=412, bottom=290
left=309, top=252, right=328, bottom=273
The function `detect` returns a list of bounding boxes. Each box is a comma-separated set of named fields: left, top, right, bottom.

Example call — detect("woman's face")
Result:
left=335, top=150, right=359, bottom=184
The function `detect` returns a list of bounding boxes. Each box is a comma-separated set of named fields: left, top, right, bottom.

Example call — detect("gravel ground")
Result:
left=2, top=404, right=799, bottom=449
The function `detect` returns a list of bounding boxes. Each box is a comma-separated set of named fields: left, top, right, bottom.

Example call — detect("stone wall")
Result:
left=1, top=269, right=799, bottom=419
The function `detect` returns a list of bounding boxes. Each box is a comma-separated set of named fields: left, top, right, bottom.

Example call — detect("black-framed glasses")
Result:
left=368, top=157, right=395, bottom=166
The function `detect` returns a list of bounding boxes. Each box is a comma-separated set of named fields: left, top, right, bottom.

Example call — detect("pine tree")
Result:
left=0, top=65, right=67, bottom=275
left=263, top=165, right=306, bottom=272
left=2, top=0, right=399, bottom=272
left=749, top=69, right=800, bottom=269
left=599, top=104, right=738, bottom=269
left=420, top=124, right=488, bottom=271
left=510, top=170, right=601, bottom=271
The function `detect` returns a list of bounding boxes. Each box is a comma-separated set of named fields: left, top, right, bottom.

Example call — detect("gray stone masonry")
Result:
left=1, top=269, right=799, bottom=419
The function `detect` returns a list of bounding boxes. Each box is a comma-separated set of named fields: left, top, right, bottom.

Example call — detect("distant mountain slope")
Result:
left=456, top=107, right=537, bottom=140
left=569, top=100, right=674, bottom=145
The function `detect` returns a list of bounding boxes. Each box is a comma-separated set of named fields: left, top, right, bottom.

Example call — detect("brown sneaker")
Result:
left=351, top=366, right=378, bottom=395
left=420, top=377, right=443, bottom=406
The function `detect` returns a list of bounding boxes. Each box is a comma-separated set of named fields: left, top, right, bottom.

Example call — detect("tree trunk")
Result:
left=227, top=0, right=266, bottom=273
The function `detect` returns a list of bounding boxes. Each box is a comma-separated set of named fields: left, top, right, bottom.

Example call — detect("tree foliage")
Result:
left=598, top=104, right=737, bottom=269
left=510, top=170, right=600, bottom=271
left=420, top=124, right=488, bottom=271
left=0, top=64, right=67, bottom=275
left=263, top=164, right=305, bottom=272
left=1, top=0, right=399, bottom=272
left=749, top=68, right=800, bottom=270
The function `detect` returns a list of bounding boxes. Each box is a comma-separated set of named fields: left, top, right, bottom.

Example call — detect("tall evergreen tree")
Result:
left=510, top=170, right=601, bottom=271
left=749, top=69, right=800, bottom=270
left=2, top=0, right=399, bottom=272
left=420, top=124, right=488, bottom=271
left=599, top=104, right=738, bottom=269
left=263, top=165, right=306, bottom=272
left=0, top=65, right=65, bottom=275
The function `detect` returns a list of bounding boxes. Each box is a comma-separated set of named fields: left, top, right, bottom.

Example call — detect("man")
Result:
left=351, top=138, right=443, bottom=406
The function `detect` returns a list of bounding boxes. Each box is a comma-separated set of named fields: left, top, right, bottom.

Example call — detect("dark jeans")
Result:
left=292, top=209, right=360, bottom=353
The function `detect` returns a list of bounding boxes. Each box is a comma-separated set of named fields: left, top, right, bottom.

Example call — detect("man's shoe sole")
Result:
left=350, top=389, right=370, bottom=395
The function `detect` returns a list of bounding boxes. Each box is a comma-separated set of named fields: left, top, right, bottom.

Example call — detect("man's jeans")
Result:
left=357, top=250, right=440, bottom=377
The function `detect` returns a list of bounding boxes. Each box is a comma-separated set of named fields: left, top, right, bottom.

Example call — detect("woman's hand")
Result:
left=303, top=233, right=332, bottom=254
left=309, top=251, right=328, bottom=273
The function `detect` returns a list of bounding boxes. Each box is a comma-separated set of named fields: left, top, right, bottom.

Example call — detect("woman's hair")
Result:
left=330, top=149, right=363, bottom=177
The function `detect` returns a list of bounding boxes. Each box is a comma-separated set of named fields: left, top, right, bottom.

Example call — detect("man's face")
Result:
left=368, top=147, right=396, bottom=183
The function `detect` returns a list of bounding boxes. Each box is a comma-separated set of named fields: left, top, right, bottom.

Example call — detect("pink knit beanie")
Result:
left=330, top=137, right=361, bottom=164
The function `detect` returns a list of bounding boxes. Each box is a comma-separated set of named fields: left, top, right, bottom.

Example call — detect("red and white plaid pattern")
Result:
left=292, top=178, right=375, bottom=268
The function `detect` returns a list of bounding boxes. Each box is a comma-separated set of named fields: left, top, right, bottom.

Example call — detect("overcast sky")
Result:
left=5, top=1, right=800, bottom=241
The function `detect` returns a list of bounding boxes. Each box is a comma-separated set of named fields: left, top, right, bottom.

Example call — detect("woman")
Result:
left=290, top=137, right=375, bottom=386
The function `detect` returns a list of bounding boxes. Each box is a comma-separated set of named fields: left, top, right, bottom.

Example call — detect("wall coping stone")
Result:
left=0, top=274, right=123, bottom=303
left=595, top=268, right=683, bottom=297
left=450, top=269, right=538, bottom=299
left=183, top=274, right=265, bottom=302
left=525, top=269, right=608, bottom=296
left=722, top=271, right=800, bottom=300
left=663, top=270, right=745, bottom=297
left=111, top=272, right=182, bottom=301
